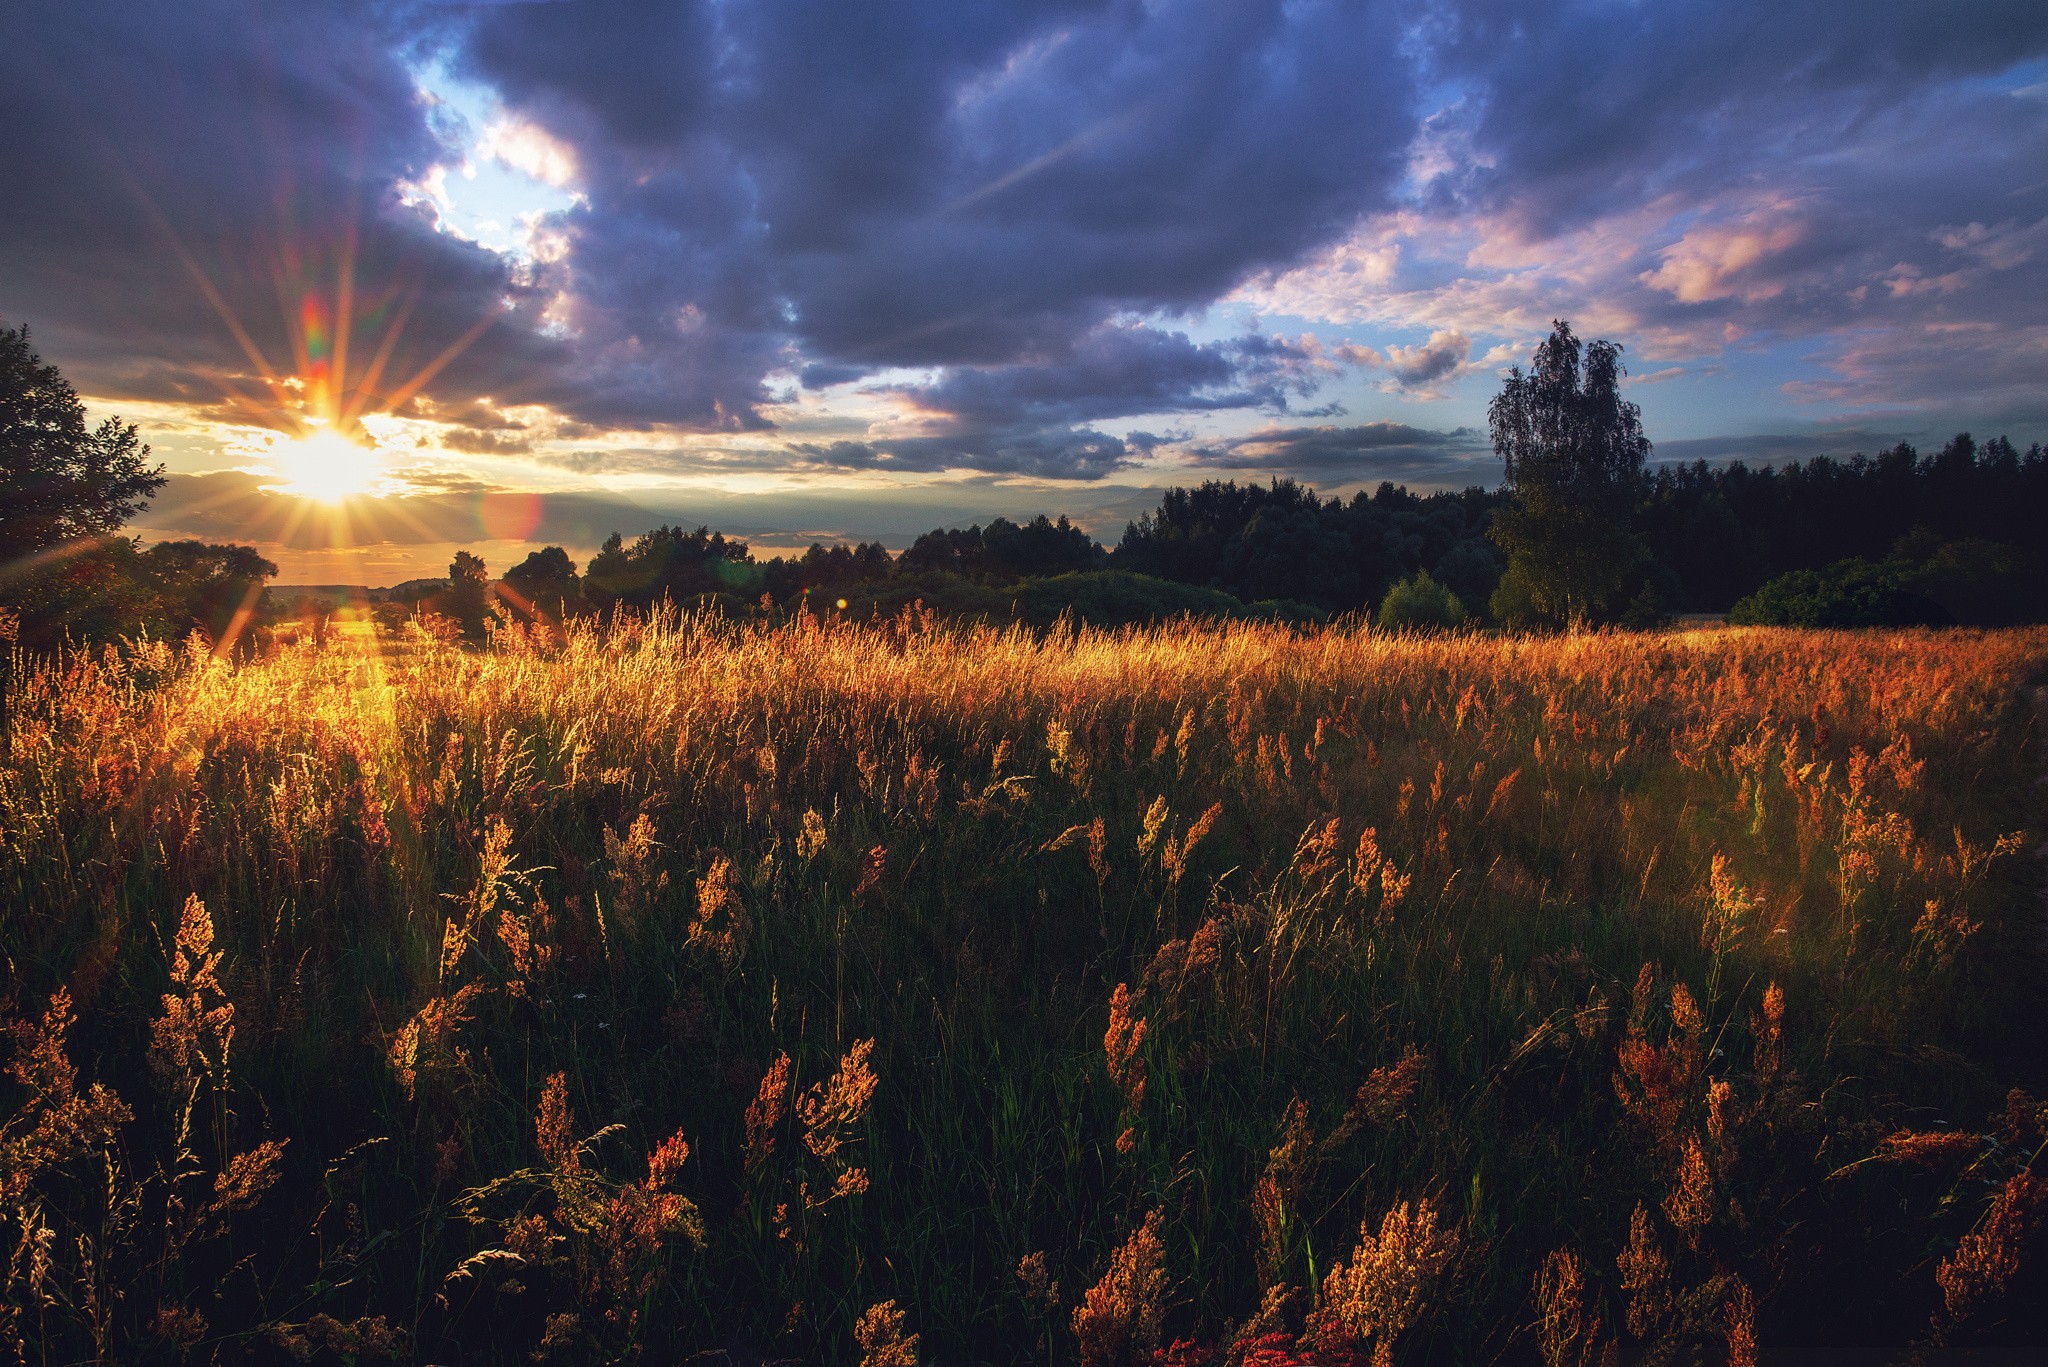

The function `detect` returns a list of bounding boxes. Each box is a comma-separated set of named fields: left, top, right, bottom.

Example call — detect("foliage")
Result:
left=502, top=545, right=582, bottom=622
left=582, top=524, right=759, bottom=614
left=1375, top=571, right=1466, bottom=633
left=1487, top=321, right=1652, bottom=626
left=1728, top=558, right=1950, bottom=628
left=1643, top=434, right=2048, bottom=613
left=0, top=321, right=164, bottom=564
left=2, top=535, right=278, bottom=650
left=901, top=514, right=1104, bottom=580
left=3, top=612, right=2045, bottom=1361
left=1114, top=477, right=1499, bottom=616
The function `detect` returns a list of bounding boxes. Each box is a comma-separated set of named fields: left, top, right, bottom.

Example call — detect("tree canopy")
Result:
left=1486, top=321, right=1652, bottom=625
left=0, top=322, right=164, bottom=563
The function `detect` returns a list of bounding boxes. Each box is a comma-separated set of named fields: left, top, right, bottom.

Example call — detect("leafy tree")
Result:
left=502, top=546, right=581, bottom=621
left=899, top=516, right=1100, bottom=582
left=446, top=551, right=490, bottom=638
left=581, top=525, right=757, bottom=613
left=981, top=515, right=1101, bottom=579
left=141, top=540, right=278, bottom=643
left=1376, top=571, right=1466, bottom=632
left=1727, top=559, right=1949, bottom=628
left=1487, top=321, right=1651, bottom=626
left=1, top=322, right=164, bottom=563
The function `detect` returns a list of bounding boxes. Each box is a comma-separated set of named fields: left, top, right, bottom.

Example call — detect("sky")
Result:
left=3, top=0, right=2044, bottom=584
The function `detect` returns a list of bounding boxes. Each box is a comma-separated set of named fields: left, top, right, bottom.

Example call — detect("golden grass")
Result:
left=2, top=613, right=2045, bottom=1362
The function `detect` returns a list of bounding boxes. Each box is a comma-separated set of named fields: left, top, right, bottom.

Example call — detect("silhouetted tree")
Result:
left=141, top=540, right=278, bottom=644
left=580, top=525, right=756, bottom=613
left=1487, top=321, right=1651, bottom=625
left=0, top=322, right=164, bottom=563
left=502, top=546, right=580, bottom=621
left=447, top=551, right=489, bottom=637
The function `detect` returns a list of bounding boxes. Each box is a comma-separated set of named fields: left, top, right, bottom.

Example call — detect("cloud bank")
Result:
left=1, top=0, right=2042, bottom=492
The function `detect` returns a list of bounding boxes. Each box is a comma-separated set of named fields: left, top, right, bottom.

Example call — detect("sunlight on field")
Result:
left=3, top=616, right=2044, bottom=1360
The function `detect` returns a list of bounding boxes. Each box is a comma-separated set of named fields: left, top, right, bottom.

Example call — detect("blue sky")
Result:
left=3, top=0, right=2043, bottom=581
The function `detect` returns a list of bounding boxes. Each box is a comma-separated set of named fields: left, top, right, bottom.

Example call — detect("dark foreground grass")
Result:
left=3, top=614, right=2046, bottom=1364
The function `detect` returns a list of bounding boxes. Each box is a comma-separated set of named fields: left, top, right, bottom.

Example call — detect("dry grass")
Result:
left=2, top=612, right=2045, bottom=1362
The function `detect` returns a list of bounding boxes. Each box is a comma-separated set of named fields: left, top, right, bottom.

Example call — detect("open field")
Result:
left=3, top=617, right=2046, bottom=1364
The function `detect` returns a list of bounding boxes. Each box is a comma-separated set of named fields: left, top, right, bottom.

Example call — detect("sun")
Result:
left=269, top=426, right=381, bottom=501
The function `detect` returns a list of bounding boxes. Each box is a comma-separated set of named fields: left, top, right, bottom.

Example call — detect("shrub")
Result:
left=1727, top=559, right=1950, bottom=628
left=1894, top=537, right=2045, bottom=626
left=1377, top=571, right=1467, bottom=633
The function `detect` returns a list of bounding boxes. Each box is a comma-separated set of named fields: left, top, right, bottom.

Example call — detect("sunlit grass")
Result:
left=2, top=614, right=2044, bottom=1362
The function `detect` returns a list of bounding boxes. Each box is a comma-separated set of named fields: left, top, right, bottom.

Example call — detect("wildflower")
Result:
left=1104, top=983, right=1148, bottom=1151
left=1138, top=796, right=1170, bottom=859
left=535, top=1071, right=579, bottom=1173
left=1614, top=968, right=1703, bottom=1160
left=153, top=1305, right=208, bottom=1350
left=208, top=1139, right=288, bottom=1223
left=1724, top=1277, right=1757, bottom=1367
left=1703, top=852, right=1754, bottom=958
left=602, top=812, right=668, bottom=931
left=1351, top=828, right=1410, bottom=924
left=150, top=894, right=235, bottom=1093
left=1533, top=1247, right=1605, bottom=1367
left=745, top=1053, right=793, bottom=1175
left=1253, top=1100, right=1315, bottom=1288
left=1309, top=1198, right=1459, bottom=1359
left=1017, top=1250, right=1060, bottom=1311
left=797, top=807, right=828, bottom=860
left=1138, top=916, right=1226, bottom=1007
left=1874, top=1130, right=1982, bottom=1169
left=386, top=983, right=484, bottom=1101
left=798, top=1038, right=878, bottom=1165
left=1995, top=1088, right=2046, bottom=1151
left=1617, top=1204, right=1670, bottom=1340
left=855, top=844, right=889, bottom=900
left=855, top=1299, right=920, bottom=1367
left=3, top=989, right=130, bottom=1208
left=1162, top=802, right=1224, bottom=888
left=1087, top=816, right=1110, bottom=883
left=1662, top=1135, right=1715, bottom=1238
left=1752, top=982, right=1785, bottom=1092
left=691, top=852, right=752, bottom=969
left=1072, top=1210, right=1169, bottom=1367
left=1341, top=1048, right=1429, bottom=1134
left=1936, top=1171, right=2043, bottom=1324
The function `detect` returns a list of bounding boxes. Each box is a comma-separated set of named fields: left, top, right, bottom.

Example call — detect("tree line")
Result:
left=6, top=317, right=2046, bottom=654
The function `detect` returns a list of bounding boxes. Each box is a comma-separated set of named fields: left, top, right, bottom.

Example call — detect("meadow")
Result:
left=2, top=612, right=2045, bottom=1364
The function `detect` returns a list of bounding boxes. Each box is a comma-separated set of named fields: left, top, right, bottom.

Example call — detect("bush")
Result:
left=1377, top=571, right=1467, bottom=632
left=1727, top=558, right=1951, bottom=628
left=1893, top=537, right=2045, bottom=626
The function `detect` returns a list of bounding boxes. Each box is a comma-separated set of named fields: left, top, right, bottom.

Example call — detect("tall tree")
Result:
left=447, top=551, right=490, bottom=638
left=1486, top=321, right=1651, bottom=625
left=0, top=322, right=164, bottom=562
left=501, top=546, right=580, bottom=621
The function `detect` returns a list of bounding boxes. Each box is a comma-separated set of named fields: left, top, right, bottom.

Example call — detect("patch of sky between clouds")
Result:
left=402, top=58, right=582, bottom=262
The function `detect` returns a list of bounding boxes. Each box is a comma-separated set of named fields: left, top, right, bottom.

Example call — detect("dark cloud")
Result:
left=800, top=429, right=1132, bottom=481
left=785, top=323, right=1336, bottom=480
left=449, top=0, right=1416, bottom=409
left=439, top=429, right=536, bottom=455
left=1431, top=0, right=2048, bottom=240
left=1194, top=422, right=1494, bottom=485
left=0, top=1, right=569, bottom=427
left=892, top=325, right=1326, bottom=428
left=7, top=0, right=2047, bottom=483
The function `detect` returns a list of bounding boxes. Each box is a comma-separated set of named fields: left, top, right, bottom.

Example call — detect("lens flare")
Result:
left=269, top=427, right=380, bottom=502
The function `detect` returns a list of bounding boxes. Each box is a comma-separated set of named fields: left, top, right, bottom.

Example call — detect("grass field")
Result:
left=3, top=614, right=2046, bottom=1364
